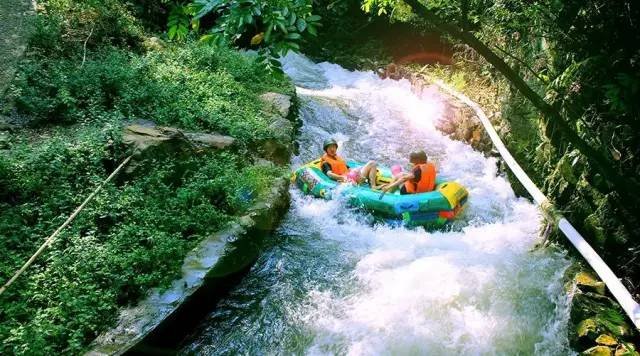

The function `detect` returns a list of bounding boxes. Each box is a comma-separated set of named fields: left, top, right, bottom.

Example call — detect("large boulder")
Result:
left=259, top=92, right=292, bottom=119
left=123, top=124, right=234, bottom=154
left=258, top=92, right=296, bottom=164
left=122, top=123, right=235, bottom=175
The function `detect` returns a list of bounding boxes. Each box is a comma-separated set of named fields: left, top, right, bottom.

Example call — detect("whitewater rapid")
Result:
left=181, top=53, right=573, bottom=355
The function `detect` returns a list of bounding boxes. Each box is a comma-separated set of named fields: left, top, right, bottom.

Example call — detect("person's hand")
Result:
left=381, top=184, right=391, bottom=192
left=337, top=175, right=347, bottom=182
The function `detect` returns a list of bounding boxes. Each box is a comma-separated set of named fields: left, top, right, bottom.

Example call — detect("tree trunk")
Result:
left=402, top=0, right=640, bottom=201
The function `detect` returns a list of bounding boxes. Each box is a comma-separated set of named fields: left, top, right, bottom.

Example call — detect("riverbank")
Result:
left=0, top=1, right=297, bottom=354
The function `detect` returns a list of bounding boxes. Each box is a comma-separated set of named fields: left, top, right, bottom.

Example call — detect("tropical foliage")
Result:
left=167, top=0, right=322, bottom=72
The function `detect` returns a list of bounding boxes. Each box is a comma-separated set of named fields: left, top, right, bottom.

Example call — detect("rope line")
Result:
left=429, top=78, right=640, bottom=330
left=0, top=155, right=133, bottom=296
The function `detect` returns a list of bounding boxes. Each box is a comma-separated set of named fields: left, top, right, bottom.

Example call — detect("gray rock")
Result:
left=123, top=124, right=235, bottom=155
left=268, top=117, right=294, bottom=141
left=183, top=132, right=235, bottom=149
left=122, top=123, right=235, bottom=176
left=259, top=92, right=292, bottom=119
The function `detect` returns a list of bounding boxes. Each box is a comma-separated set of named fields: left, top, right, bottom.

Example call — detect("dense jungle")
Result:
left=0, top=0, right=638, bottom=354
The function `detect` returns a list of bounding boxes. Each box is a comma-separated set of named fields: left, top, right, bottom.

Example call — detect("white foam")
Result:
left=278, top=52, right=573, bottom=355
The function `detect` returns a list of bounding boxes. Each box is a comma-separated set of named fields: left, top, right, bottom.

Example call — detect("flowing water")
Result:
left=181, top=54, right=574, bottom=355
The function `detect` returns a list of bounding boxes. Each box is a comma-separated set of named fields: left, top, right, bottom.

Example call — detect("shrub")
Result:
left=0, top=126, right=289, bottom=354
left=9, top=43, right=293, bottom=142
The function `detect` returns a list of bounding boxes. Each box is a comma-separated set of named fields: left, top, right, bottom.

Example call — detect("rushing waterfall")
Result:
left=181, top=53, right=573, bottom=355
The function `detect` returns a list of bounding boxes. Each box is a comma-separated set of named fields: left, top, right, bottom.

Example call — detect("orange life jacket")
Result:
left=321, top=153, right=349, bottom=175
left=404, top=163, right=436, bottom=193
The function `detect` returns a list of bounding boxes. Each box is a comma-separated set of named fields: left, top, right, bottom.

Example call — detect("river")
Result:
left=180, top=53, right=573, bottom=355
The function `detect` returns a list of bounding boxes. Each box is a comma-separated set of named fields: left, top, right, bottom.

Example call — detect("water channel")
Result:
left=180, top=53, right=573, bottom=355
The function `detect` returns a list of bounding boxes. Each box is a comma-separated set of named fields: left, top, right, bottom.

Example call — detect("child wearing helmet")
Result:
left=320, top=139, right=382, bottom=189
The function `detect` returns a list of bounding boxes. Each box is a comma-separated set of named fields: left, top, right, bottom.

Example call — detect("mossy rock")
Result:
left=596, top=334, right=618, bottom=346
left=577, top=319, right=601, bottom=342
left=575, top=272, right=606, bottom=295
left=581, top=345, right=614, bottom=356
left=570, top=291, right=635, bottom=351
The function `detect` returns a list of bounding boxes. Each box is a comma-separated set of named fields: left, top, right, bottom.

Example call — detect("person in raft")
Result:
left=380, top=150, right=436, bottom=194
left=321, top=138, right=383, bottom=189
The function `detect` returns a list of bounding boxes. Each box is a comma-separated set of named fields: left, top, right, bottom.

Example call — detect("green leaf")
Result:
left=307, top=14, right=321, bottom=22
left=194, top=0, right=224, bottom=20
left=296, top=18, right=307, bottom=32
left=307, top=24, right=317, bottom=36
left=287, top=42, right=300, bottom=50
left=286, top=32, right=301, bottom=40
left=168, top=26, right=177, bottom=40
left=264, top=25, right=273, bottom=43
left=199, top=34, right=214, bottom=43
left=277, top=21, right=288, bottom=34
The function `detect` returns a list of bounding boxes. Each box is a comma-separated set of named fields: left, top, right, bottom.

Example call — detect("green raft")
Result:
left=292, top=159, right=469, bottom=226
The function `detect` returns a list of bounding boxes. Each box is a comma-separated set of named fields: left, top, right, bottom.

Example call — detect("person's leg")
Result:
left=360, top=161, right=381, bottom=189
left=358, top=161, right=373, bottom=185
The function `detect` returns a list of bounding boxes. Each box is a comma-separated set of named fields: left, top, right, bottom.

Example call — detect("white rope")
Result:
left=0, top=155, right=133, bottom=296
left=430, top=78, right=640, bottom=330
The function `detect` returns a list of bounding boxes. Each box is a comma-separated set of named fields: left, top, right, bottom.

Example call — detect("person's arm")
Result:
left=382, top=172, right=414, bottom=192
left=322, top=162, right=346, bottom=182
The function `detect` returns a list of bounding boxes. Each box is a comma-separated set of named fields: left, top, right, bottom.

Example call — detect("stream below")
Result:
left=180, top=53, right=574, bottom=355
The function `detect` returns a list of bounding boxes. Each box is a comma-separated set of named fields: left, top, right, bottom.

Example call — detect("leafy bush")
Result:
left=166, top=0, right=322, bottom=72
left=0, top=126, right=287, bottom=354
left=9, top=43, right=293, bottom=141
left=30, top=0, right=146, bottom=57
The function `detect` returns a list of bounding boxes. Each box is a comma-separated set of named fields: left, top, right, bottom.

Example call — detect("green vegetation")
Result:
left=9, top=45, right=290, bottom=138
left=166, top=0, right=322, bottom=72
left=0, top=0, right=292, bottom=354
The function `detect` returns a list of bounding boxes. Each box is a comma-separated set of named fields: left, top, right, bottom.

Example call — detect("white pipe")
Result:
left=431, top=78, right=640, bottom=330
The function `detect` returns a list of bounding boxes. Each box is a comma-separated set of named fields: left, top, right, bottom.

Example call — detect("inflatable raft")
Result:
left=292, top=159, right=469, bottom=226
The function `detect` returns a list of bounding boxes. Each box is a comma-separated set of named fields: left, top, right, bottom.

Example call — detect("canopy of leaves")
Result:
left=167, top=0, right=322, bottom=72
